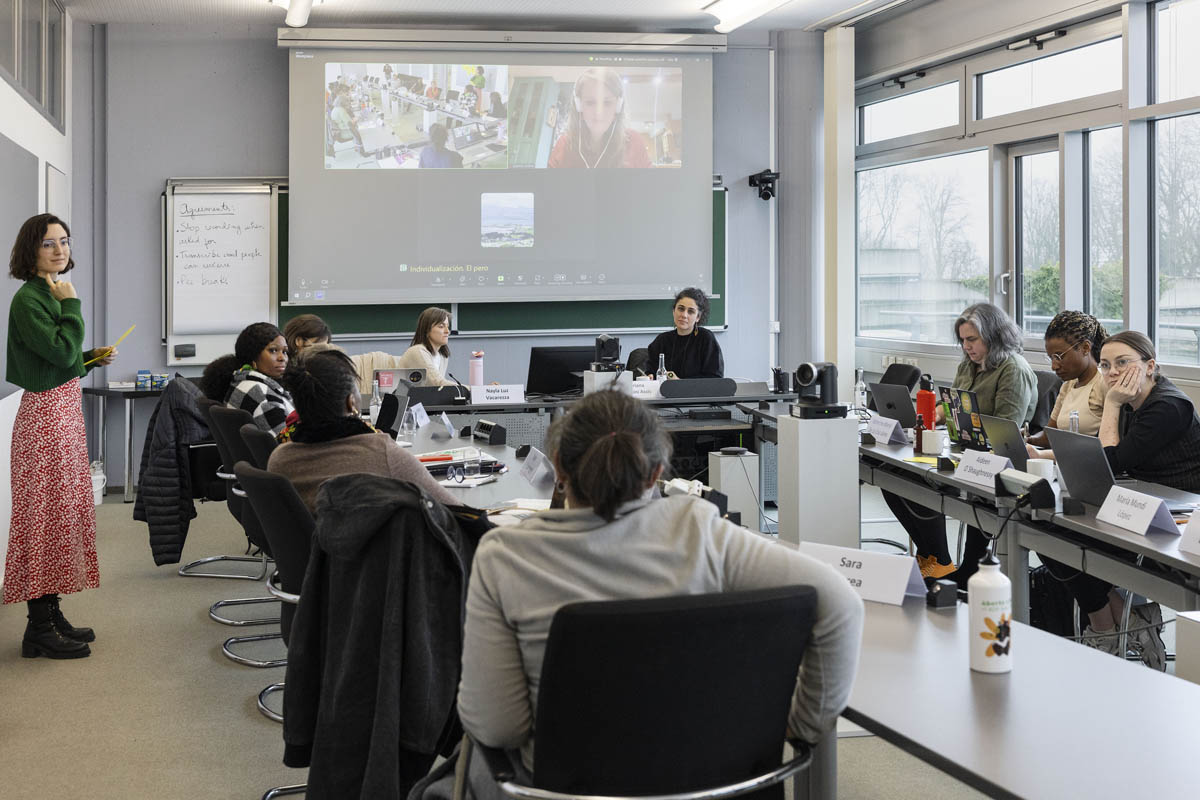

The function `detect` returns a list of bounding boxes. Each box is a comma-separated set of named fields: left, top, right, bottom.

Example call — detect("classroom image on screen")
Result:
left=507, top=64, right=682, bottom=169
left=481, top=193, right=534, bottom=248
left=325, top=62, right=510, bottom=169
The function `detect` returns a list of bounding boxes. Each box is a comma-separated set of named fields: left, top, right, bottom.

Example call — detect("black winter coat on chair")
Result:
left=283, top=473, right=491, bottom=800
left=133, top=377, right=215, bottom=565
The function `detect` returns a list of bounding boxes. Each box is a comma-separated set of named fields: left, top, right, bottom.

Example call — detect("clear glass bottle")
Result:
left=854, top=368, right=868, bottom=410
left=1068, top=409, right=1080, bottom=433
left=369, top=379, right=382, bottom=425
left=655, top=353, right=668, bottom=381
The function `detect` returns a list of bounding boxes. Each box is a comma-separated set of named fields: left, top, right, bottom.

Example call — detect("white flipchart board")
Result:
left=164, top=180, right=279, bottom=365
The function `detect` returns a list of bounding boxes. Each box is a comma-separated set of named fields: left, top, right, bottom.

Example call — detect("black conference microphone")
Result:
left=446, top=372, right=470, bottom=405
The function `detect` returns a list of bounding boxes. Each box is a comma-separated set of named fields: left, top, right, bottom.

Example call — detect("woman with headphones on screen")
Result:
left=547, top=67, right=652, bottom=169
left=645, top=287, right=724, bottom=379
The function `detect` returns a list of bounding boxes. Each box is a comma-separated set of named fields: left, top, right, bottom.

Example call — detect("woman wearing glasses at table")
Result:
left=1026, top=311, right=1109, bottom=450
left=1096, top=331, right=1200, bottom=493
left=5, top=214, right=118, bottom=660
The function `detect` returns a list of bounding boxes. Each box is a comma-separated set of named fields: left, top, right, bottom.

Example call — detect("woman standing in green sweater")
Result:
left=5, top=214, right=116, bottom=659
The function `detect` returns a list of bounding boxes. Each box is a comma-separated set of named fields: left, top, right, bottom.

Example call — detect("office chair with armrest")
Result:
left=465, top=587, right=818, bottom=800
left=626, top=348, right=650, bottom=378
left=178, top=399, right=270, bottom=581
left=240, top=424, right=279, bottom=470
left=862, top=362, right=924, bottom=553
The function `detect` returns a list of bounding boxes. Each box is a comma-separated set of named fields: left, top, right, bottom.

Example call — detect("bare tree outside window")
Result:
left=1018, top=151, right=1061, bottom=336
left=857, top=151, right=990, bottom=343
left=1088, top=127, right=1124, bottom=331
left=1156, top=114, right=1200, bottom=365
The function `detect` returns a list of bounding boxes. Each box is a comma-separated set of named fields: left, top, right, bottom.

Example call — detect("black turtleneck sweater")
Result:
left=1104, top=375, right=1200, bottom=492
left=646, top=326, right=723, bottom=379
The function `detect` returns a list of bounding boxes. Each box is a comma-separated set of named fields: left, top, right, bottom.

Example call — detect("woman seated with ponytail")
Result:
left=267, top=347, right=456, bottom=514
left=200, top=322, right=294, bottom=436
left=457, top=390, right=864, bottom=778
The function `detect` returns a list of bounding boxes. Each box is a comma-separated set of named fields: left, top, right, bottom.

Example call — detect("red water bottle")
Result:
left=916, top=373, right=936, bottom=430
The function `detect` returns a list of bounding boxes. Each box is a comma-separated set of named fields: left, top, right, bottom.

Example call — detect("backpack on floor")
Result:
left=1028, top=565, right=1079, bottom=637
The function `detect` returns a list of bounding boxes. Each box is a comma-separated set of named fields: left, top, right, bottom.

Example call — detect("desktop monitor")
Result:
left=445, top=88, right=460, bottom=102
left=526, top=346, right=594, bottom=396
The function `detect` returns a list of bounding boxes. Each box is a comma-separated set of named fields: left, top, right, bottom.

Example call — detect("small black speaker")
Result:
left=459, top=424, right=472, bottom=438
left=515, top=444, right=532, bottom=458
left=658, top=377, right=737, bottom=399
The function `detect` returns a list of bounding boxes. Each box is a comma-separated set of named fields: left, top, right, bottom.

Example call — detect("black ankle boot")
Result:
left=22, top=597, right=90, bottom=659
left=46, top=594, right=95, bottom=643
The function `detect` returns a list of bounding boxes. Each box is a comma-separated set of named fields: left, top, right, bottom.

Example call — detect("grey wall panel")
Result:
left=774, top=29, right=824, bottom=370
left=713, top=44, right=772, bottom=381
left=0, top=132, right=40, bottom=399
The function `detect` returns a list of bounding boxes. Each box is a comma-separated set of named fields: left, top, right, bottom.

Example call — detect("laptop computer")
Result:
left=979, top=415, right=1028, bottom=471
left=1044, top=427, right=1200, bottom=511
left=373, top=367, right=425, bottom=393
left=868, top=383, right=917, bottom=428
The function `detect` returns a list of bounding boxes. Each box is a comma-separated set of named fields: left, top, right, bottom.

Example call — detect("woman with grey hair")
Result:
left=882, top=302, right=1037, bottom=588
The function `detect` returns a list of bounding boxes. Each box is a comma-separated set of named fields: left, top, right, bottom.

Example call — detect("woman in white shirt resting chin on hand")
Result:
left=397, top=306, right=454, bottom=387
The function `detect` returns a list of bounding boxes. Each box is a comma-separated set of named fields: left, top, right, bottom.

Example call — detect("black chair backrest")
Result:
left=1029, top=370, right=1063, bottom=434
left=532, top=586, right=817, bottom=798
left=626, top=347, right=650, bottom=377
left=234, top=462, right=315, bottom=644
left=867, top=362, right=923, bottom=412
left=189, top=397, right=225, bottom=501
left=240, top=423, right=278, bottom=470
left=208, top=406, right=268, bottom=550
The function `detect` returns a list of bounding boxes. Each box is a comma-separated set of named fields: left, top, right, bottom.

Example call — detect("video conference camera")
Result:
left=791, top=361, right=847, bottom=419
left=749, top=170, right=779, bottom=201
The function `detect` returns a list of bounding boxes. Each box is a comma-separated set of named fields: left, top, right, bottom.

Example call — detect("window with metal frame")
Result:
left=1155, top=113, right=1200, bottom=365
left=0, top=0, right=14, bottom=78
left=860, top=81, right=959, bottom=145
left=856, top=150, right=990, bottom=344
left=978, top=37, right=1122, bottom=120
left=19, top=0, right=39, bottom=103
left=1016, top=149, right=1061, bottom=337
left=1087, top=126, right=1124, bottom=332
left=1156, top=0, right=1200, bottom=104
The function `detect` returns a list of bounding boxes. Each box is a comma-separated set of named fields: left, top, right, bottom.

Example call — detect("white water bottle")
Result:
left=1068, top=409, right=1080, bottom=433
left=968, top=553, right=1012, bottom=673
left=369, top=379, right=382, bottom=425
left=469, top=352, right=484, bottom=386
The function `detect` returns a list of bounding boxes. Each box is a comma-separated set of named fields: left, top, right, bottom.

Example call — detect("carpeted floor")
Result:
left=0, top=496, right=983, bottom=800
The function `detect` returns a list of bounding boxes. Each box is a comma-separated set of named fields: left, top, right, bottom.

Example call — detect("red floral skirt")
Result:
left=3, top=378, right=99, bottom=604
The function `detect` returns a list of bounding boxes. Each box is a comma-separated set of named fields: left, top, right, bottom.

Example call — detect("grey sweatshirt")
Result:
left=457, top=493, right=865, bottom=769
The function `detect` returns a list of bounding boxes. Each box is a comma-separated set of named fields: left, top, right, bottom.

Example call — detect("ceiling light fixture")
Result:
left=269, top=0, right=324, bottom=28
left=702, top=0, right=793, bottom=34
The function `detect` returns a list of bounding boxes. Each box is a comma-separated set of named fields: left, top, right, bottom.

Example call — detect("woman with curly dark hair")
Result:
left=5, top=214, right=118, bottom=659
left=645, top=287, right=724, bottom=379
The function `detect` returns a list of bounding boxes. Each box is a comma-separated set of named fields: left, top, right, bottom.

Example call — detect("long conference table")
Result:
left=410, top=422, right=1200, bottom=800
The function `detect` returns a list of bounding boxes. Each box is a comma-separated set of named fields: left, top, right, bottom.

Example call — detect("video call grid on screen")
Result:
left=289, top=49, right=713, bottom=306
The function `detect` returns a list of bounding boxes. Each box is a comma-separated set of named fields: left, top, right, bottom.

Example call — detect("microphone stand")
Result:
left=446, top=372, right=470, bottom=405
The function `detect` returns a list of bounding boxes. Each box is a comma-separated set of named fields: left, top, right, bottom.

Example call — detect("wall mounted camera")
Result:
left=748, top=169, right=779, bottom=201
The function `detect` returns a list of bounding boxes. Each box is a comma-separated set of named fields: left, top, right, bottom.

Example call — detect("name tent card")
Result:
left=1179, top=515, right=1200, bottom=557
left=631, top=380, right=662, bottom=399
left=954, top=451, right=1012, bottom=490
left=1096, top=486, right=1179, bottom=535
left=798, top=542, right=925, bottom=606
left=867, top=415, right=907, bottom=445
left=410, top=402, right=431, bottom=429
left=471, top=384, right=524, bottom=405
left=440, top=412, right=457, bottom=438
left=519, top=446, right=557, bottom=492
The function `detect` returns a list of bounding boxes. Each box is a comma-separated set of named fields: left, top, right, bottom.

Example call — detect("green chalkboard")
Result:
left=279, top=188, right=726, bottom=334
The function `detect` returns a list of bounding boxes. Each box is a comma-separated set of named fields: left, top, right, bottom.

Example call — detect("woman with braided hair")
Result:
left=1027, top=310, right=1109, bottom=449
left=267, top=347, right=455, bottom=514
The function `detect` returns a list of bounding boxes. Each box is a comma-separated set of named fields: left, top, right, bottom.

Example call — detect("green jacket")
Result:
left=953, top=352, right=1038, bottom=426
left=6, top=278, right=99, bottom=392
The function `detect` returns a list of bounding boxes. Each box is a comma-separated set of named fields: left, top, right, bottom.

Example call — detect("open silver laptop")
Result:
left=1044, top=427, right=1200, bottom=511
left=979, top=415, right=1028, bottom=471
left=374, top=367, right=426, bottom=393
